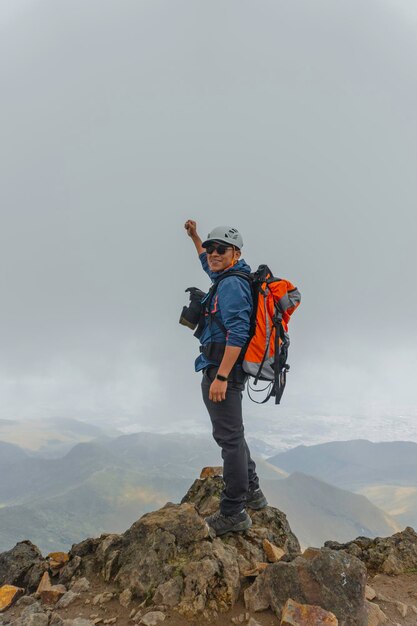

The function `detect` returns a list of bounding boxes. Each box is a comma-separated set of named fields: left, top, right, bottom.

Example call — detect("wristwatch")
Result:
left=216, top=374, right=228, bottom=382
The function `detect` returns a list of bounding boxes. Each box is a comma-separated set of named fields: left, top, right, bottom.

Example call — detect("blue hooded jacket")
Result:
left=194, top=252, right=253, bottom=372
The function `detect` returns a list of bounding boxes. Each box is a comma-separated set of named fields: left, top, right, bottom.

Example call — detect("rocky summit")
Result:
left=1, top=473, right=417, bottom=626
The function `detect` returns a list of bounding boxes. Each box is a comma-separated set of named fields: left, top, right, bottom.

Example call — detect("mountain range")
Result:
left=0, top=430, right=407, bottom=553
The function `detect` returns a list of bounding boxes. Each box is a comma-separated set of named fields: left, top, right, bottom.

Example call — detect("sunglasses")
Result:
left=205, top=243, right=234, bottom=255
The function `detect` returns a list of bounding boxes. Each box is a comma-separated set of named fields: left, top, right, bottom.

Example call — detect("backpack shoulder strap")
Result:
left=205, top=271, right=254, bottom=336
left=205, top=270, right=253, bottom=309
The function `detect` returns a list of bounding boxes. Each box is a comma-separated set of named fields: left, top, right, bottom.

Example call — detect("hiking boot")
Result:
left=246, top=487, right=268, bottom=510
left=205, top=509, right=252, bottom=536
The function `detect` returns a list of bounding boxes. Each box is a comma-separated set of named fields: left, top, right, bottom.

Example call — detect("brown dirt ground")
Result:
left=4, top=571, right=417, bottom=626
left=3, top=571, right=279, bottom=626
left=366, top=571, right=417, bottom=626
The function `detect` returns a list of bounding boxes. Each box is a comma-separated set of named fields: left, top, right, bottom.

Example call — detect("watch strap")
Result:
left=216, top=373, right=228, bottom=382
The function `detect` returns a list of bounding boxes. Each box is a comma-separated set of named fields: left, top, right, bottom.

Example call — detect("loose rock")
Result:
left=56, top=591, right=80, bottom=609
left=63, top=620, right=93, bottom=626
left=263, top=539, right=285, bottom=563
left=200, top=467, right=223, bottom=479
left=139, top=613, right=165, bottom=626
left=70, top=579, right=90, bottom=594
left=118, top=589, right=132, bottom=608
left=40, top=586, right=67, bottom=606
left=280, top=597, right=338, bottom=625
left=247, top=619, right=262, bottom=626
left=92, top=593, right=113, bottom=606
left=365, top=601, right=388, bottom=626
left=365, top=586, right=376, bottom=601
left=0, top=585, right=24, bottom=612
left=16, top=597, right=37, bottom=607
left=50, top=613, right=64, bottom=626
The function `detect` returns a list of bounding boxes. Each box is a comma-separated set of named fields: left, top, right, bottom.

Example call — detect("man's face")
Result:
left=205, top=242, right=241, bottom=272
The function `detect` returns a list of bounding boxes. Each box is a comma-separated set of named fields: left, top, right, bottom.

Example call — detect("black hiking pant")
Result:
left=202, top=365, right=260, bottom=515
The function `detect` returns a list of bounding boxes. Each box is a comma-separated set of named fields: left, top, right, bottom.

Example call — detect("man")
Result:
left=184, top=220, right=268, bottom=536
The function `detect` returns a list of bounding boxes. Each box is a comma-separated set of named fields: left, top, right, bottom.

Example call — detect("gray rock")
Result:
left=118, top=590, right=132, bottom=608
left=62, top=620, right=93, bottom=626
left=183, top=476, right=300, bottom=558
left=20, top=602, right=43, bottom=617
left=49, top=613, right=64, bottom=626
left=58, top=558, right=82, bottom=586
left=139, top=613, right=165, bottom=626
left=16, top=597, right=37, bottom=608
left=56, top=591, right=80, bottom=609
left=92, top=593, right=113, bottom=606
left=0, top=542, right=45, bottom=590
left=70, top=579, right=90, bottom=594
left=245, top=546, right=367, bottom=626
left=325, top=526, right=417, bottom=575
left=153, top=578, right=183, bottom=608
left=19, top=613, right=49, bottom=626
left=80, top=476, right=301, bottom=617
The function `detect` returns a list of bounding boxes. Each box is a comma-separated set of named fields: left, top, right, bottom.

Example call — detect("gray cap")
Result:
left=202, top=226, right=243, bottom=249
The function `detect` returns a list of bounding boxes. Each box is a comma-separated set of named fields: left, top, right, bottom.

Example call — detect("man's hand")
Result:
left=184, top=220, right=198, bottom=238
left=184, top=219, right=204, bottom=255
left=209, top=378, right=228, bottom=403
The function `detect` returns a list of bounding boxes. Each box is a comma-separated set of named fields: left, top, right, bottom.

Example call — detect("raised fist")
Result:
left=184, top=220, right=198, bottom=238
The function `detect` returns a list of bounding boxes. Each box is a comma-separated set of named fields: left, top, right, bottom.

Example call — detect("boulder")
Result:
left=325, top=526, right=417, bottom=575
left=0, top=542, right=45, bottom=590
left=65, top=476, right=301, bottom=617
left=59, top=538, right=101, bottom=583
left=114, top=501, right=239, bottom=616
left=244, top=547, right=367, bottom=626
left=182, top=476, right=301, bottom=560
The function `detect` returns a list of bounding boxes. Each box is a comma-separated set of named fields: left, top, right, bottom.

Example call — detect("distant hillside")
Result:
left=358, top=483, right=417, bottom=532
left=267, top=440, right=417, bottom=490
left=263, top=472, right=399, bottom=549
left=0, top=416, right=120, bottom=456
left=0, top=441, right=125, bottom=505
left=0, top=440, right=28, bottom=466
left=0, top=432, right=399, bottom=553
left=0, top=468, right=192, bottom=553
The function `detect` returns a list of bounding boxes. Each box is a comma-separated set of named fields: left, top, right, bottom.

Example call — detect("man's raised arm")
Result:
left=184, top=219, right=204, bottom=255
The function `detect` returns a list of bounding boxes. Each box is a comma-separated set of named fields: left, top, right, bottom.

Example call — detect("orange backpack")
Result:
left=207, top=265, right=301, bottom=404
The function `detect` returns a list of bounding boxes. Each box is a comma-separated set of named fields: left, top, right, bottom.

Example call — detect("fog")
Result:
left=1, top=0, right=416, bottom=443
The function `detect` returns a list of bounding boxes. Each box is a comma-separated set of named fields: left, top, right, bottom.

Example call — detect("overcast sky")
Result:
left=0, top=0, right=416, bottom=443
